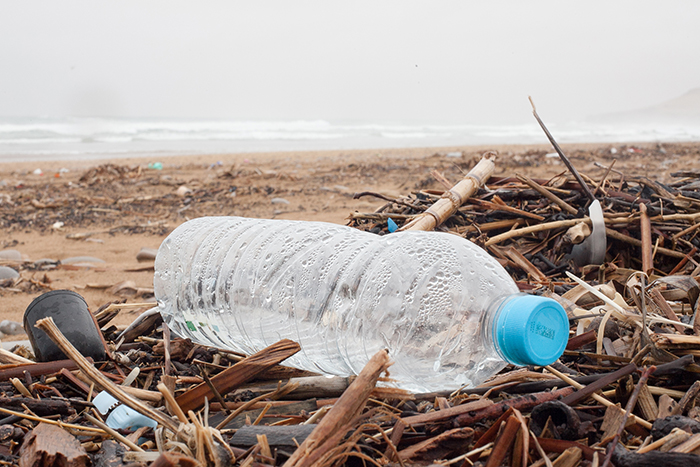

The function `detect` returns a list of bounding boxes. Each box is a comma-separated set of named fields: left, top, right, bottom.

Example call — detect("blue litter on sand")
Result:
left=387, top=218, right=398, bottom=233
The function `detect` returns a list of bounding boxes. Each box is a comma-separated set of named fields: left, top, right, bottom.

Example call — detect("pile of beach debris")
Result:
left=1, top=148, right=700, bottom=467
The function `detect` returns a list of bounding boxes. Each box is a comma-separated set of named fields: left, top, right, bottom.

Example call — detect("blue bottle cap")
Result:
left=494, top=295, right=569, bottom=366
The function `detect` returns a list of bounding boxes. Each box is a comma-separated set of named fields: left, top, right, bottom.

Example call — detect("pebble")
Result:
left=270, top=197, right=290, bottom=205
left=176, top=186, right=192, bottom=197
left=0, top=266, right=19, bottom=280
left=0, top=249, right=22, bottom=261
left=0, top=320, right=24, bottom=335
left=136, top=247, right=158, bottom=262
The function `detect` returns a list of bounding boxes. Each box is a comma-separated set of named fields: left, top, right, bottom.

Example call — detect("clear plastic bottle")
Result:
left=154, top=216, right=569, bottom=393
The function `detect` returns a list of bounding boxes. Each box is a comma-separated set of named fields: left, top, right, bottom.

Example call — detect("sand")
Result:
left=1, top=140, right=698, bottom=342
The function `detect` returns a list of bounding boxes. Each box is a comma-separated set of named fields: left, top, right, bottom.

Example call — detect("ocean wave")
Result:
left=1, top=116, right=699, bottom=162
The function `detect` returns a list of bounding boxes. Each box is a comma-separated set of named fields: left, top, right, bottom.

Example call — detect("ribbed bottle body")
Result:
left=155, top=216, right=519, bottom=392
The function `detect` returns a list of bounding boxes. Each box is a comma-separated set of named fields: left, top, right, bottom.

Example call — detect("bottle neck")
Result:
left=479, top=293, right=525, bottom=364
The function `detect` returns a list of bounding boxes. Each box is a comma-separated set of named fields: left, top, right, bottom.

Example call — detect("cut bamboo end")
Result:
left=400, top=154, right=496, bottom=232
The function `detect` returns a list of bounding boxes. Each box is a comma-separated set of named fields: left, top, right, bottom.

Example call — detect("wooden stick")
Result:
left=637, top=428, right=690, bottom=454
left=672, top=222, right=700, bottom=241
left=601, top=366, right=655, bottom=467
left=649, top=288, right=686, bottom=334
left=504, top=247, right=547, bottom=282
left=84, top=414, right=144, bottom=452
left=529, top=97, right=595, bottom=202
left=215, top=381, right=298, bottom=430
left=283, top=350, right=391, bottom=467
left=175, top=339, right=301, bottom=413
left=456, top=218, right=525, bottom=234
left=484, top=415, right=520, bottom=467
left=34, top=317, right=179, bottom=433
left=468, top=197, right=546, bottom=221
left=516, top=173, right=578, bottom=215
left=606, top=228, right=687, bottom=259
left=566, top=330, right=598, bottom=350
left=454, top=387, right=574, bottom=426
left=545, top=365, right=652, bottom=430
left=400, top=154, right=495, bottom=231
left=400, top=398, right=492, bottom=426
left=638, top=203, right=654, bottom=275
left=594, top=159, right=615, bottom=196
left=486, top=218, right=591, bottom=246
left=0, top=406, right=104, bottom=433
left=0, top=359, right=81, bottom=382
left=559, top=363, right=637, bottom=407
left=671, top=380, right=700, bottom=416
left=668, top=246, right=698, bottom=276
left=157, top=382, right=188, bottom=424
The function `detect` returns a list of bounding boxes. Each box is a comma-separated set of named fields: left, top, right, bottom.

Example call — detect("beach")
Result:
left=1, top=140, right=699, bottom=339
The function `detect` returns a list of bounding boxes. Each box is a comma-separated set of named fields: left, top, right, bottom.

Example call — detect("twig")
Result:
left=0, top=407, right=104, bottom=433
left=516, top=173, right=578, bottom=215
left=601, top=366, right=656, bottom=467
left=640, top=204, right=653, bottom=275
left=594, top=159, right=615, bottom=196
left=454, top=387, right=574, bottom=426
left=545, top=364, right=652, bottom=430
left=606, top=228, right=687, bottom=259
left=85, top=413, right=144, bottom=452
left=485, top=218, right=591, bottom=246
left=216, top=381, right=298, bottom=430
left=34, top=317, right=180, bottom=433
left=529, top=97, right=595, bottom=202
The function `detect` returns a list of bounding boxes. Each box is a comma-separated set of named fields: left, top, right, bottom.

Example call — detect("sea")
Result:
left=1, top=116, right=699, bottom=163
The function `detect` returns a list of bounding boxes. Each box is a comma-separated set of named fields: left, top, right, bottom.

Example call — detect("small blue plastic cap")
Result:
left=494, top=295, right=569, bottom=366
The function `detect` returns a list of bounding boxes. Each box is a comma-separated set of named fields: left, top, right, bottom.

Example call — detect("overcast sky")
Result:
left=1, top=1, right=698, bottom=124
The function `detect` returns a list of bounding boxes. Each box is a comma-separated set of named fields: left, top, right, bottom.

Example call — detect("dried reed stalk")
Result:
left=399, top=154, right=495, bottom=231
left=34, top=317, right=180, bottom=433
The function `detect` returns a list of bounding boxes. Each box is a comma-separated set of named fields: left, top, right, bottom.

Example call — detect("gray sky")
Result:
left=1, top=1, right=699, bottom=124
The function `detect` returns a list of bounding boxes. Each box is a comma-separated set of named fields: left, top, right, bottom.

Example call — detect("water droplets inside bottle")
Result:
left=155, top=216, right=551, bottom=392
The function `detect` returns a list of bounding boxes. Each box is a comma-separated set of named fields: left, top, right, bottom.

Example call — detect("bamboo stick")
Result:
left=400, top=154, right=495, bottom=231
